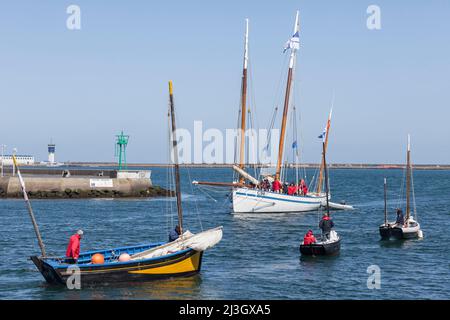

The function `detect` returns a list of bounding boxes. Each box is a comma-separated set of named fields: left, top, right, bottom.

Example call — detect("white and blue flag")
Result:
left=318, top=127, right=327, bottom=142
left=283, top=31, right=300, bottom=53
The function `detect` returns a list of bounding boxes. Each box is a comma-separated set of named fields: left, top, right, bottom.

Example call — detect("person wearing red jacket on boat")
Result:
left=66, top=230, right=83, bottom=263
left=303, top=230, right=316, bottom=245
left=272, top=179, right=282, bottom=193
left=302, top=183, right=308, bottom=196
left=287, top=184, right=296, bottom=195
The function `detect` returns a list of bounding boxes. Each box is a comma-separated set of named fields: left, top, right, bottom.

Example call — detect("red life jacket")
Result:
left=303, top=234, right=316, bottom=245
left=272, top=180, right=281, bottom=191
left=66, top=234, right=81, bottom=259
left=288, top=186, right=295, bottom=195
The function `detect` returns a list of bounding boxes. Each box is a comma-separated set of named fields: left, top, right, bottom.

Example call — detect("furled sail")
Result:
left=130, top=227, right=223, bottom=260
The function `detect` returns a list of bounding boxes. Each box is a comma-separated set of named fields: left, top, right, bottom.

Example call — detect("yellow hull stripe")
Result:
left=128, top=252, right=201, bottom=275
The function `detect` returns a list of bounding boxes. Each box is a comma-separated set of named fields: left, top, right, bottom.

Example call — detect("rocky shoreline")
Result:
left=0, top=185, right=174, bottom=199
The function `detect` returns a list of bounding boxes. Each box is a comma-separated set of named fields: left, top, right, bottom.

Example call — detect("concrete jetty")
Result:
left=0, top=169, right=173, bottom=199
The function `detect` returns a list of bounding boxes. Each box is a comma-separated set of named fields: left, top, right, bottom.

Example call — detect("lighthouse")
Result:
left=48, top=143, right=56, bottom=165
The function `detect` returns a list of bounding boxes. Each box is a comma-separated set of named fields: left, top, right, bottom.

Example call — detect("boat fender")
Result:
left=118, top=253, right=131, bottom=262
left=91, top=253, right=105, bottom=264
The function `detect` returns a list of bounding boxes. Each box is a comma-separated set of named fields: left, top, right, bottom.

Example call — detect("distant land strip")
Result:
left=30, top=162, right=450, bottom=170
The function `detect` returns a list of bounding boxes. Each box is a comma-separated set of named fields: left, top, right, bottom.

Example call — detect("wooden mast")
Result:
left=12, top=155, right=47, bottom=257
left=168, top=81, right=183, bottom=235
left=384, top=178, right=388, bottom=225
left=239, top=19, right=249, bottom=183
left=275, top=11, right=300, bottom=181
left=322, top=140, right=330, bottom=216
left=317, top=106, right=333, bottom=194
left=406, top=134, right=411, bottom=221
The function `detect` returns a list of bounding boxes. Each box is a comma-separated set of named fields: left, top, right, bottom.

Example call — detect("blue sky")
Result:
left=0, top=0, right=449, bottom=164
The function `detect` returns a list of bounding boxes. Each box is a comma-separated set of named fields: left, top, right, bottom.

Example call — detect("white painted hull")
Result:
left=232, top=188, right=326, bottom=213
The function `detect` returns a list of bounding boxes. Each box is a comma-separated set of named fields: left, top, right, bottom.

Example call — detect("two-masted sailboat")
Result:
left=194, top=12, right=329, bottom=213
left=379, top=135, right=423, bottom=240
left=23, top=82, right=222, bottom=285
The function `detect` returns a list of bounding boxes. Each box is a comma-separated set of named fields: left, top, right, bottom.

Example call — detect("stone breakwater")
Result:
left=0, top=176, right=174, bottom=199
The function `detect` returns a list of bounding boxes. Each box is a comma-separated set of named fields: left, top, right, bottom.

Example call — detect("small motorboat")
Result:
left=300, top=230, right=341, bottom=256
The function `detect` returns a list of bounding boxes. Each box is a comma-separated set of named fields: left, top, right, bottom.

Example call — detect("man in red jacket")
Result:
left=66, top=230, right=83, bottom=263
left=272, top=179, right=282, bottom=193
left=303, top=230, right=316, bottom=245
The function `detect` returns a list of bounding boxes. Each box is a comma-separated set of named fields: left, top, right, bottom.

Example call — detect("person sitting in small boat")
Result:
left=272, top=179, right=282, bottom=193
left=319, top=215, right=334, bottom=240
left=65, top=229, right=83, bottom=263
left=169, top=225, right=181, bottom=242
left=395, top=209, right=404, bottom=226
left=303, top=230, right=317, bottom=245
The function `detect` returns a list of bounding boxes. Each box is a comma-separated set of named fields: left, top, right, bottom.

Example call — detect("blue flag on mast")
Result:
left=318, top=127, right=327, bottom=143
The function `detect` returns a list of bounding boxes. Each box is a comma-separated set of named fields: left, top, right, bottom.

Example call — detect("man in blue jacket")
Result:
left=169, top=225, right=181, bottom=242
left=395, top=209, right=404, bottom=226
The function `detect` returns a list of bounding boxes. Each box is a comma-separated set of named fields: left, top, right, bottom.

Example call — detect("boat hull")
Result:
left=31, top=244, right=203, bottom=285
left=379, top=225, right=392, bottom=240
left=300, top=238, right=341, bottom=256
left=379, top=221, right=421, bottom=240
left=232, top=188, right=325, bottom=213
left=391, top=227, right=420, bottom=240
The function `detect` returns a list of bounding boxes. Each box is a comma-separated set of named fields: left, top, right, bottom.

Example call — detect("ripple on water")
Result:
left=0, top=168, right=449, bottom=299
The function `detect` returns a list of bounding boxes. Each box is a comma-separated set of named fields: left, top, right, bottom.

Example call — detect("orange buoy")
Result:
left=118, top=253, right=131, bottom=262
left=91, top=253, right=104, bottom=264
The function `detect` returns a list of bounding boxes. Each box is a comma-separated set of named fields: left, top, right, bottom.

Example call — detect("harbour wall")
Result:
left=0, top=174, right=173, bottom=199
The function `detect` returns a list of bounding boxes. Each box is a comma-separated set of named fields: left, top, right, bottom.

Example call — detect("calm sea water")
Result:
left=0, top=167, right=449, bottom=300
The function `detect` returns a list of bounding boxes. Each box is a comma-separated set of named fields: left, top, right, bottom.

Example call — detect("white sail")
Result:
left=232, top=165, right=259, bottom=185
left=130, top=227, right=223, bottom=260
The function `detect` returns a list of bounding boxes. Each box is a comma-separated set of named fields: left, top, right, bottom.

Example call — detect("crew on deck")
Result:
left=272, top=179, right=282, bottom=193
left=262, top=177, right=309, bottom=196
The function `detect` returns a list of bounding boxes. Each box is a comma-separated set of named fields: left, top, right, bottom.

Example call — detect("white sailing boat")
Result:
left=231, top=11, right=326, bottom=213
left=194, top=12, right=353, bottom=213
